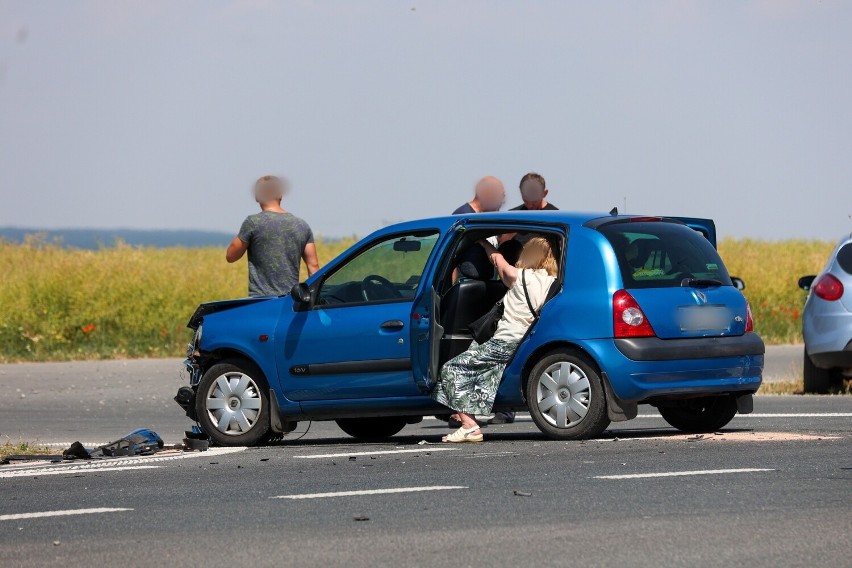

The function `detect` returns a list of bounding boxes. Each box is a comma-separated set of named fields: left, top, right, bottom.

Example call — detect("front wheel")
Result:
left=336, top=417, right=407, bottom=440
left=657, top=396, right=738, bottom=433
left=195, top=359, right=271, bottom=447
left=526, top=351, right=610, bottom=440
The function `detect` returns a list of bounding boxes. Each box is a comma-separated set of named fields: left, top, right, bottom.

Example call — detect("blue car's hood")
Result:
left=187, top=297, right=276, bottom=329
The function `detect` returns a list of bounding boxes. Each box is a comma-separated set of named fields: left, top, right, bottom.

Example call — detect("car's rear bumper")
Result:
left=614, top=332, right=765, bottom=361
left=584, top=338, right=764, bottom=402
left=808, top=340, right=852, bottom=369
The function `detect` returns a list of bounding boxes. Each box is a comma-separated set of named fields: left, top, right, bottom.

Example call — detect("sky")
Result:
left=0, top=1, right=850, bottom=241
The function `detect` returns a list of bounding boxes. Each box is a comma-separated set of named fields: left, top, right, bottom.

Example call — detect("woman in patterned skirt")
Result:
left=432, top=237, right=558, bottom=442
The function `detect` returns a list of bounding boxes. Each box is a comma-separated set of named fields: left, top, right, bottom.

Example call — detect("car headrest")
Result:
left=457, top=245, right=492, bottom=280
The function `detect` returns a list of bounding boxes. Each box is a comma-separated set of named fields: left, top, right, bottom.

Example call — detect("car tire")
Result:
left=336, top=417, right=407, bottom=440
left=657, top=396, right=738, bottom=433
left=195, top=359, right=271, bottom=447
left=803, top=351, right=840, bottom=394
left=525, top=350, right=610, bottom=440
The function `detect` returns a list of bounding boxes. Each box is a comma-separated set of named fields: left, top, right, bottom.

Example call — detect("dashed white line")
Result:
left=271, top=486, right=467, bottom=499
left=0, top=508, right=133, bottom=521
left=293, top=448, right=457, bottom=459
left=595, top=468, right=775, bottom=480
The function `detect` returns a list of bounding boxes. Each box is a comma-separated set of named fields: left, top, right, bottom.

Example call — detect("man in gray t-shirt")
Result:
left=226, top=176, right=320, bottom=297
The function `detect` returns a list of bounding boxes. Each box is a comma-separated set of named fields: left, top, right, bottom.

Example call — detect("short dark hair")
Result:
left=519, top=172, right=546, bottom=189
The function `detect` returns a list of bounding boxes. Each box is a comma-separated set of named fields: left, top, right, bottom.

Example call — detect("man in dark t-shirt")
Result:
left=226, top=176, right=320, bottom=297
left=510, top=171, right=558, bottom=212
left=452, top=176, right=505, bottom=215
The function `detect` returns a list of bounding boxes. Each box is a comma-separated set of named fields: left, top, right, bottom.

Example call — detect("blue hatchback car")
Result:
left=175, top=211, right=764, bottom=446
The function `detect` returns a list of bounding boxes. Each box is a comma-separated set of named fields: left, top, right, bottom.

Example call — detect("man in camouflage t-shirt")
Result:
left=226, top=176, right=319, bottom=297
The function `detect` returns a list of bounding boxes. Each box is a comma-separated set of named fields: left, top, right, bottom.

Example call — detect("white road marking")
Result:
left=734, top=413, right=852, bottom=418
left=0, top=508, right=132, bottom=521
left=271, top=485, right=467, bottom=500
left=0, top=447, right=246, bottom=479
left=293, top=447, right=458, bottom=459
left=0, top=465, right=161, bottom=478
left=425, top=412, right=852, bottom=421
left=595, top=468, right=775, bottom=480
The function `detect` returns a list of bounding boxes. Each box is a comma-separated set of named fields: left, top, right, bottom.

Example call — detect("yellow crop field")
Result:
left=0, top=237, right=836, bottom=362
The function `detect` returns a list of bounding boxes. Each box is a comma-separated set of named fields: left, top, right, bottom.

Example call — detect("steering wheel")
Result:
left=361, top=275, right=403, bottom=302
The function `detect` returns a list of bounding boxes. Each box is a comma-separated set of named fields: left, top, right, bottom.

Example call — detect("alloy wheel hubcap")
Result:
left=206, top=372, right=262, bottom=435
left=535, top=362, right=591, bottom=428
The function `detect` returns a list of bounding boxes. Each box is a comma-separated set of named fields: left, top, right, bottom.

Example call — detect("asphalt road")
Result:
left=0, top=345, right=807, bottom=445
left=0, top=397, right=850, bottom=568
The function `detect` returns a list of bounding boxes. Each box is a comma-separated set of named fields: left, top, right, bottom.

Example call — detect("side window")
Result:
left=317, top=232, right=439, bottom=306
left=837, top=243, right=852, bottom=275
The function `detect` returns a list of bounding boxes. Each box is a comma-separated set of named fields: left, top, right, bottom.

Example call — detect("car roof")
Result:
left=374, top=210, right=697, bottom=237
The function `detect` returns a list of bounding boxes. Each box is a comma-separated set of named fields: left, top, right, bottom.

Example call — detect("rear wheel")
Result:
left=803, top=351, right=841, bottom=394
left=336, top=417, right=407, bottom=440
left=658, top=396, right=737, bottom=433
left=526, top=351, right=610, bottom=440
left=196, top=359, right=270, bottom=447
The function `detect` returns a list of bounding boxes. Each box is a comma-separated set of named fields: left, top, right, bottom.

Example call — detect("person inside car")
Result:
left=486, top=172, right=560, bottom=425
left=432, top=237, right=558, bottom=443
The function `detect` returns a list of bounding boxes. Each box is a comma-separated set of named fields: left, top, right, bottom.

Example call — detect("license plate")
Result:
left=678, top=305, right=731, bottom=332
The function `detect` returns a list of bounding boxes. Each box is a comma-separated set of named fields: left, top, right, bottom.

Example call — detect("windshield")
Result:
left=599, top=222, right=732, bottom=289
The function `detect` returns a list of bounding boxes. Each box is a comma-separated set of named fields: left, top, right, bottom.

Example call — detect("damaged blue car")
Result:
left=175, top=211, right=764, bottom=446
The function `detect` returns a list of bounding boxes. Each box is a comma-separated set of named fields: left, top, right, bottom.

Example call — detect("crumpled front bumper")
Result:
left=174, top=354, right=203, bottom=421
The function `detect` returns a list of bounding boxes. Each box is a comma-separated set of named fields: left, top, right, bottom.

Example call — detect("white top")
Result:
left=493, top=269, right=557, bottom=343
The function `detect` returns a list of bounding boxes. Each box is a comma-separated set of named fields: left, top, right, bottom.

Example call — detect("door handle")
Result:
left=380, top=320, right=405, bottom=331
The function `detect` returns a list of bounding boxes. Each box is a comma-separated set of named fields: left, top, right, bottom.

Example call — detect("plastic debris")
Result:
left=62, top=441, right=91, bottom=461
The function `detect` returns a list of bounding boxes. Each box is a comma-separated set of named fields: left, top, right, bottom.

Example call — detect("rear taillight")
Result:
left=812, top=274, right=844, bottom=301
left=613, top=290, right=656, bottom=338
left=745, top=302, right=754, bottom=332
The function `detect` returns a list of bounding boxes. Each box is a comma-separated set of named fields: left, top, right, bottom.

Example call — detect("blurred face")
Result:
left=254, top=178, right=286, bottom=203
left=520, top=179, right=546, bottom=203
left=476, top=178, right=506, bottom=212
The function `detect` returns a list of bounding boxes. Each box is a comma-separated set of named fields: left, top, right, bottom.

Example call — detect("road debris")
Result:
left=353, top=515, right=370, bottom=522
left=513, top=490, right=532, bottom=497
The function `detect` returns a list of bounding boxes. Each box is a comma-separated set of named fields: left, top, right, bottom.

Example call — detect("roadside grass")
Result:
left=0, top=237, right=354, bottom=362
left=717, top=238, right=834, bottom=345
left=757, top=378, right=852, bottom=395
left=0, top=237, right=837, bottom=362
left=0, top=441, right=53, bottom=460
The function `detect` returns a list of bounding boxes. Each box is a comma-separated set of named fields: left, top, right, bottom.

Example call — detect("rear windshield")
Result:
left=837, top=243, right=852, bottom=275
left=599, top=222, right=732, bottom=289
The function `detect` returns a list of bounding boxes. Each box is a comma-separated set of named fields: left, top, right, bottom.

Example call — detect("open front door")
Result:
left=410, top=287, right=443, bottom=393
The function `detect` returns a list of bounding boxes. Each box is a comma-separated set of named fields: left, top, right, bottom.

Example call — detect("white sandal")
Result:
left=442, top=425, right=484, bottom=443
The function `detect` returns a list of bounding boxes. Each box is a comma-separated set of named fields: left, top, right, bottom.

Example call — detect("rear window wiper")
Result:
left=681, top=278, right=723, bottom=288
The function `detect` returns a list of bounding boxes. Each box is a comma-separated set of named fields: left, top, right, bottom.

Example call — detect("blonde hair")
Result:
left=516, top=237, right=558, bottom=276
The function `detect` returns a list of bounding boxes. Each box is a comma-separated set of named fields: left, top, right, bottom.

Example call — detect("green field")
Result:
left=0, top=237, right=835, bottom=363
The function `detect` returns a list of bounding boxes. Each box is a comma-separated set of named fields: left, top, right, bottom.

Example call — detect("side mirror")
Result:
left=731, top=276, right=746, bottom=291
left=291, top=283, right=312, bottom=310
left=798, top=275, right=816, bottom=291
